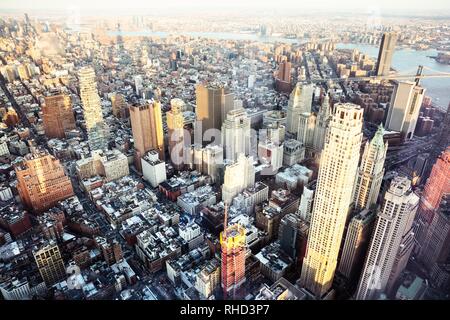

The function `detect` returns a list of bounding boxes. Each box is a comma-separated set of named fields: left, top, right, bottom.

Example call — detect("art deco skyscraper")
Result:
left=385, top=81, right=425, bottom=140
left=414, top=148, right=450, bottom=254
left=16, top=152, right=74, bottom=214
left=222, top=108, right=251, bottom=162
left=353, top=125, right=388, bottom=211
left=221, top=205, right=246, bottom=299
left=195, top=84, right=234, bottom=142
left=300, top=103, right=363, bottom=298
left=376, top=32, right=397, bottom=76
left=313, top=93, right=332, bottom=154
left=79, top=66, right=109, bottom=151
left=42, top=93, right=76, bottom=139
left=286, top=82, right=313, bottom=138
left=33, top=242, right=66, bottom=287
left=167, top=98, right=187, bottom=170
left=356, top=176, right=419, bottom=300
left=130, top=100, right=165, bottom=171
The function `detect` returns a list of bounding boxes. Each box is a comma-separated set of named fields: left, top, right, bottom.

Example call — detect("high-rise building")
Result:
left=353, top=125, right=388, bottom=211
left=110, top=92, right=128, bottom=118
left=418, top=194, right=450, bottom=291
left=141, top=149, right=167, bottom=188
left=437, top=102, right=450, bottom=150
left=33, top=242, right=66, bottom=286
left=298, top=181, right=316, bottom=222
left=222, top=154, right=255, bottom=203
left=195, top=84, right=234, bottom=142
left=42, top=93, right=76, bottom=139
left=222, top=108, right=251, bottom=162
left=167, top=98, right=187, bottom=170
left=220, top=205, right=246, bottom=299
left=130, top=100, right=165, bottom=171
left=297, top=112, right=316, bottom=151
left=275, top=61, right=292, bottom=93
left=338, top=209, right=376, bottom=283
left=286, top=82, right=313, bottom=137
left=414, top=148, right=450, bottom=255
left=313, top=93, right=332, bottom=154
left=202, top=144, right=224, bottom=184
left=300, top=103, right=363, bottom=298
left=16, top=152, right=74, bottom=214
left=376, top=32, right=397, bottom=76
left=79, top=66, right=109, bottom=151
left=356, top=176, right=419, bottom=300
left=385, top=81, right=425, bottom=140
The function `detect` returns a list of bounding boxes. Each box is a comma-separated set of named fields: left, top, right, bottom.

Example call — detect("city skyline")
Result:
left=0, top=3, right=449, bottom=306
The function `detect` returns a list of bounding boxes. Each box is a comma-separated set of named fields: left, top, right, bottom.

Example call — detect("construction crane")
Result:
left=309, top=65, right=450, bottom=84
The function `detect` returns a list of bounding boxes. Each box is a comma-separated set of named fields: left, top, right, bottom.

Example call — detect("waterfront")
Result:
left=337, top=43, right=450, bottom=110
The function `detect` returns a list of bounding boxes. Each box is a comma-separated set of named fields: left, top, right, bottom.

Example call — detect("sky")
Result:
left=1, top=0, right=450, bottom=15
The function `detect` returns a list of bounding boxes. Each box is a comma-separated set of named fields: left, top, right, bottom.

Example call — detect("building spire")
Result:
left=223, top=202, right=228, bottom=238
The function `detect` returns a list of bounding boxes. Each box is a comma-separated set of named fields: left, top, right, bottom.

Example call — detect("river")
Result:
left=337, top=43, right=450, bottom=110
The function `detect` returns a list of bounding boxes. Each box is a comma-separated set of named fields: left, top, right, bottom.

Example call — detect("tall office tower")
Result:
left=222, top=154, right=255, bottom=203
left=222, top=108, right=251, bottom=162
left=313, top=93, right=332, bottom=154
left=286, top=82, right=314, bottom=137
left=385, top=81, right=425, bottom=140
left=298, top=181, right=316, bottom=222
left=353, top=125, right=388, bottom=211
left=338, top=209, right=376, bottom=283
left=418, top=195, right=450, bottom=290
left=297, top=112, right=316, bottom=151
left=42, top=93, right=76, bottom=139
left=16, top=152, right=74, bottom=214
left=195, top=84, right=234, bottom=143
left=221, top=206, right=246, bottom=299
left=79, top=66, right=109, bottom=151
left=275, top=61, right=292, bottom=93
left=279, top=213, right=309, bottom=267
left=167, top=98, right=187, bottom=170
left=33, top=242, right=66, bottom=286
left=202, top=144, right=224, bottom=184
left=414, top=148, right=450, bottom=254
left=437, top=102, right=450, bottom=150
left=376, top=32, right=397, bottom=76
left=110, top=92, right=128, bottom=118
left=300, top=103, right=363, bottom=298
left=130, top=101, right=165, bottom=171
left=356, top=176, right=419, bottom=300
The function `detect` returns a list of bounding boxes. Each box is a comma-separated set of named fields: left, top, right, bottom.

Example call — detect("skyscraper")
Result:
left=79, top=66, right=109, bottom=151
left=42, top=93, right=76, bottom=139
left=167, top=98, right=187, bottom=170
left=220, top=205, right=246, bottom=299
left=222, top=108, right=251, bottom=162
left=313, top=93, right=332, bottom=154
left=275, top=61, right=292, bottom=93
left=338, top=209, right=376, bottom=283
left=414, top=148, right=450, bottom=254
left=385, top=81, right=425, bottom=140
left=356, top=176, right=419, bottom=300
left=195, top=84, right=234, bottom=142
left=418, top=194, right=450, bottom=291
left=376, top=32, right=397, bottom=76
left=130, top=100, right=165, bottom=171
left=300, top=103, right=363, bottom=298
left=353, top=125, right=388, bottom=211
left=437, top=102, right=450, bottom=150
left=33, top=242, right=66, bottom=286
left=110, top=92, right=128, bottom=118
left=286, top=82, right=314, bottom=137
left=16, top=152, right=74, bottom=214
left=222, top=154, right=255, bottom=203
